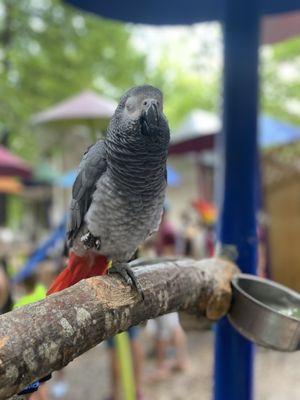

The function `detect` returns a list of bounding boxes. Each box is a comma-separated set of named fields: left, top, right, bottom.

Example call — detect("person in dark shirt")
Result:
left=0, top=257, right=12, bottom=314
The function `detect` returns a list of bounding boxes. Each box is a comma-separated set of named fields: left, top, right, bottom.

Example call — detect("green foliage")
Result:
left=163, top=74, right=219, bottom=129
left=1, top=0, right=300, bottom=163
left=261, top=37, right=300, bottom=126
left=147, top=63, right=219, bottom=129
left=7, top=195, right=24, bottom=229
left=0, top=0, right=146, bottom=160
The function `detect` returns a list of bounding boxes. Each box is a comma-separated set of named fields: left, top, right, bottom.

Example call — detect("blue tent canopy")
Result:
left=56, top=169, right=77, bottom=188
left=259, top=115, right=300, bottom=148
left=65, top=0, right=300, bottom=25
left=171, top=113, right=300, bottom=151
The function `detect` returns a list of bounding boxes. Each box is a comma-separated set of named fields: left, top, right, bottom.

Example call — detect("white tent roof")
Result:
left=172, top=110, right=220, bottom=143
left=32, top=90, right=117, bottom=125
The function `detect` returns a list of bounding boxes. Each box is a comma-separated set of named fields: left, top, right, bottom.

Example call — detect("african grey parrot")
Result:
left=47, top=85, right=170, bottom=296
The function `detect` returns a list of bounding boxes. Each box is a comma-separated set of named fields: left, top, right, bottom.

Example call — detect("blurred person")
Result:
left=177, top=211, right=207, bottom=258
left=177, top=211, right=194, bottom=257
left=146, top=208, right=189, bottom=381
left=189, top=200, right=217, bottom=258
left=13, top=274, right=46, bottom=309
left=146, top=313, right=188, bottom=381
left=204, top=224, right=215, bottom=257
left=155, top=207, right=178, bottom=257
left=37, top=257, right=69, bottom=399
left=190, top=221, right=207, bottom=259
left=106, top=327, right=144, bottom=400
left=13, top=274, right=48, bottom=400
left=0, top=256, right=13, bottom=314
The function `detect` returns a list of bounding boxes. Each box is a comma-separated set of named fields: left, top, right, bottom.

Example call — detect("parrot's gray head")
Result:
left=108, top=85, right=170, bottom=146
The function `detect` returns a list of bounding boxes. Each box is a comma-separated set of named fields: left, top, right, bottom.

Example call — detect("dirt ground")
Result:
left=47, top=330, right=300, bottom=400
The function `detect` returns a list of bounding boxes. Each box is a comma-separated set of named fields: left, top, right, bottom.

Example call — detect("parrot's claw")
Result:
left=80, top=232, right=101, bottom=250
left=109, top=263, right=144, bottom=300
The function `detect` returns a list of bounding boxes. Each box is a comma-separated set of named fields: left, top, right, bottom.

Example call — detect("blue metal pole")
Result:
left=213, top=0, right=260, bottom=399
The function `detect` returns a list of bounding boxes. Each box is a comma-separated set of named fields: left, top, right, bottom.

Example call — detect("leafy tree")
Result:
left=261, top=37, right=300, bottom=126
left=1, top=0, right=299, bottom=162
left=147, top=56, right=220, bottom=129
left=0, top=0, right=146, bottom=160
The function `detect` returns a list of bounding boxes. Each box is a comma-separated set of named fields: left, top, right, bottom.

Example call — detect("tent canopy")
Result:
left=0, top=146, right=32, bottom=179
left=33, top=163, right=60, bottom=184
left=64, top=0, right=300, bottom=25
left=31, top=90, right=116, bottom=125
left=169, top=112, right=300, bottom=155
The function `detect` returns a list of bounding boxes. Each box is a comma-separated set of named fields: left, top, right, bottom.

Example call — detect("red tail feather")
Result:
left=47, top=252, right=109, bottom=295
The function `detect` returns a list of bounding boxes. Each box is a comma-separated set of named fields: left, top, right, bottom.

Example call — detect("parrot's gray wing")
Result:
left=67, top=140, right=107, bottom=245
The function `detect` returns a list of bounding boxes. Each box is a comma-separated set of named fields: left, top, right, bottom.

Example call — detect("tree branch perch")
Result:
left=0, top=257, right=238, bottom=399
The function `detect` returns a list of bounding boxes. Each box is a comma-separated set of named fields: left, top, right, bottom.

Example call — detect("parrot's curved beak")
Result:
left=141, top=102, right=159, bottom=135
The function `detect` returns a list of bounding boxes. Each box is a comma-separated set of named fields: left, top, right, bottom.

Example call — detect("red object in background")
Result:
left=0, top=146, right=32, bottom=179
left=193, top=200, right=216, bottom=257
left=0, top=177, right=24, bottom=194
left=192, top=199, right=217, bottom=225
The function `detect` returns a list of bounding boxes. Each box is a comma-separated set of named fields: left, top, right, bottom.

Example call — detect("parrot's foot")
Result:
left=109, top=263, right=144, bottom=300
left=81, top=232, right=101, bottom=250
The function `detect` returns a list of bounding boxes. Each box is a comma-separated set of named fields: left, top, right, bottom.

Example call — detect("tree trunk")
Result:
left=0, top=257, right=238, bottom=399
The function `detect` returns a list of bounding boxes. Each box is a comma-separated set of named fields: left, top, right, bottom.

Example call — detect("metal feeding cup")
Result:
left=228, top=274, right=300, bottom=352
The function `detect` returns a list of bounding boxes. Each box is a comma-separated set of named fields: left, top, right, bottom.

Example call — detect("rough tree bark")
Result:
left=0, top=257, right=238, bottom=399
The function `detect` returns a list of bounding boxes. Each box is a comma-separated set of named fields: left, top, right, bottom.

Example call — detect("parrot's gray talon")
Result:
left=109, top=263, right=144, bottom=300
left=80, top=232, right=101, bottom=250
left=94, top=239, right=101, bottom=250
